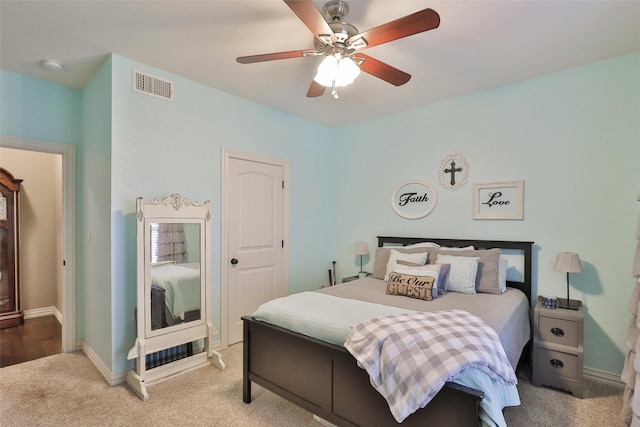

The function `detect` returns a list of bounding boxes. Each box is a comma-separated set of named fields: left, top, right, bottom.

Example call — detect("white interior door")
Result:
left=223, top=151, right=287, bottom=345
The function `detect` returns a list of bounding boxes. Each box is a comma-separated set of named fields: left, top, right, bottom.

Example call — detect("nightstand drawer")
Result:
left=536, top=347, right=579, bottom=380
left=538, top=316, right=579, bottom=347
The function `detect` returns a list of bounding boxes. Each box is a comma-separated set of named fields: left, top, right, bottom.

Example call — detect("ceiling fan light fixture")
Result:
left=313, top=55, right=360, bottom=88
left=336, top=56, right=360, bottom=85
left=314, top=55, right=338, bottom=87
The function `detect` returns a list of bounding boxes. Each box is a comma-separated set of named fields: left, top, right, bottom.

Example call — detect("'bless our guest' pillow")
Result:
left=386, top=271, right=436, bottom=301
left=396, top=260, right=448, bottom=298
left=386, top=273, right=434, bottom=301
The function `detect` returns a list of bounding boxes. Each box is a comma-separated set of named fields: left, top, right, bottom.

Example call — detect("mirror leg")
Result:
left=126, top=371, right=149, bottom=401
left=207, top=322, right=225, bottom=370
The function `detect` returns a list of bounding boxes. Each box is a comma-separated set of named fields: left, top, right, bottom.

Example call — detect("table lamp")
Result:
left=354, top=242, right=369, bottom=278
left=553, top=252, right=583, bottom=310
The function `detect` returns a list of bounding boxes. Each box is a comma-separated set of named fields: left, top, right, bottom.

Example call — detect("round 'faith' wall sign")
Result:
left=390, top=180, right=437, bottom=219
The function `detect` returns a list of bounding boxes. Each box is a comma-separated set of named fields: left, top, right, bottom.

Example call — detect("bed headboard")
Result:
left=377, top=236, right=534, bottom=304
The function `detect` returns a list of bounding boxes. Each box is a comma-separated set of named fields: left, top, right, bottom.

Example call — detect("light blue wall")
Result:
left=332, top=52, right=640, bottom=375
left=2, top=51, right=638, bottom=378
left=81, top=56, right=113, bottom=367
left=108, top=54, right=336, bottom=372
left=0, top=70, right=82, bottom=144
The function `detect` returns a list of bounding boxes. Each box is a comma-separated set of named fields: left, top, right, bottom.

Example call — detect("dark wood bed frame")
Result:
left=242, top=237, right=534, bottom=426
left=150, top=284, right=200, bottom=330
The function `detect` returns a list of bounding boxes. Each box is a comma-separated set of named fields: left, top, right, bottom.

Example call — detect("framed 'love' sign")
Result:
left=391, top=180, right=437, bottom=219
left=473, top=181, right=524, bottom=220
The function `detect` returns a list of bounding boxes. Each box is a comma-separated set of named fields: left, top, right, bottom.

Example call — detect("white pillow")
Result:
left=391, top=263, right=442, bottom=299
left=384, top=249, right=428, bottom=282
left=401, top=243, right=474, bottom=251
left=499, top=257, right=508, bottom=293
left=440, top=245, right=475, bottom=251
left=435, top=254, right=479, bottom=295
left=405, top=242, right=440, bottom=249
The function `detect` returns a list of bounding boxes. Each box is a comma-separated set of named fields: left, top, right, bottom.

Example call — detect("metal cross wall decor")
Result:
left=444, top=160, right=463, bottom=186
left=439, top=151, right=469, bottom=191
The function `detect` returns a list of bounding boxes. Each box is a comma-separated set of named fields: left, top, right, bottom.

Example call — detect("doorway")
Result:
left=0, top=135, right=76, bottom=354
left=221, top=148, right=288, bottom=346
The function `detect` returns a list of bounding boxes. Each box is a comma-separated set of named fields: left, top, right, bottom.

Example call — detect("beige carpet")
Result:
left=0, top=344, right=624, bottom=426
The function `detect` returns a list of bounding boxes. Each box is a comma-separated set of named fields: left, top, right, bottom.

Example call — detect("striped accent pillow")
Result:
left=435, top=254, right=479, bottom=294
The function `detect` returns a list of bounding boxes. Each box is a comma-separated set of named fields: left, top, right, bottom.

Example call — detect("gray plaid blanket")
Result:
left=344, top=309, right=517, bottom=423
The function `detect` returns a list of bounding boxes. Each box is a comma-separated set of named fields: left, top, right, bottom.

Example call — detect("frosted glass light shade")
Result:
left=314, top=55, right=360, bottom=87
left=314, top=55, right=338, bottom=86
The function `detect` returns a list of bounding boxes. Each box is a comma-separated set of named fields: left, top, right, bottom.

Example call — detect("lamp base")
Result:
left=557, top=298, right=579, bottom=310
left=358, top=271, right=369, bottom=279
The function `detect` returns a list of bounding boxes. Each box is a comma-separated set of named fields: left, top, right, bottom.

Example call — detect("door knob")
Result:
left=231, top=258, right=238, bottom=265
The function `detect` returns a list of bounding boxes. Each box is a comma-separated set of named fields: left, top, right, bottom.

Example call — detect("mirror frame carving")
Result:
left=126, top=194, right=224, bottom=400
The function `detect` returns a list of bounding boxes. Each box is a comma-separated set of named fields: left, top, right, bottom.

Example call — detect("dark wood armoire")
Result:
left=0, top=167, right=23, bottom=328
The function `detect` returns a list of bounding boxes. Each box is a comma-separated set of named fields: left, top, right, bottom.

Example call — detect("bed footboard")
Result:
left=243, top=316, right=482, bottom=427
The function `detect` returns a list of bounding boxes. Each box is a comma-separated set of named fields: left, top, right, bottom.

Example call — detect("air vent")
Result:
left=132, top=70, right=173, bottom=101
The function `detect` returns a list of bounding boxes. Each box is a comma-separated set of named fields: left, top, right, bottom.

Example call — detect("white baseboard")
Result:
left=23, top=306, right=62, bottom=323
left=584, top=366, right=625, bottom=388
left=112, top=367, right=130, bottom=386
left=81, top=341, right=118, bottom=386
left=82, top=339, right=225, bottom=387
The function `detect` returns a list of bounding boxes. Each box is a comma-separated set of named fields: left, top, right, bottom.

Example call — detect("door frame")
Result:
left=1, top=134, right=77, bottom=352
left=220, top=148, right=289, bottom=348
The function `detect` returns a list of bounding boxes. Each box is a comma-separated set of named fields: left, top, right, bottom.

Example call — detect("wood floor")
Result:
left=0, top=315, right=61, bottom=368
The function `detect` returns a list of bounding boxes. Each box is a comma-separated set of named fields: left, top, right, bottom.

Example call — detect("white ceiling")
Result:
left=2, top=1, right=639, bottom=127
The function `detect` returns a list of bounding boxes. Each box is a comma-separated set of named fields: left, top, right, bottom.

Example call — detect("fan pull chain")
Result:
left=332, top=80, right=339, bottom=99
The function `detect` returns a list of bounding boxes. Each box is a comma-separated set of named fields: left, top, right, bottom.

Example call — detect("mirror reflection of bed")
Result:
left=149, top=222, right=201, bottom=330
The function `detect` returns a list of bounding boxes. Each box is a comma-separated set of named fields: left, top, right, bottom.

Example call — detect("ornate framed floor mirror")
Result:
left=127, top=194, right=224, bottom=400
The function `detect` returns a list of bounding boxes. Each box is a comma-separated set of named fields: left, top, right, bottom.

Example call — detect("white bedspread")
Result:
left=344, top=310, right=517, bottom=423
left=252, top=291, right=416, bottom=346
left=151, top=263, right=200, bottom=318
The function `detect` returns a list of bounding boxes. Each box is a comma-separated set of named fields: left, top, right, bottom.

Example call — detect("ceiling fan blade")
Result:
left=284, top=0, right=337, bottom=44
left=349, top=8, right=440, bottom=50
left=236, top=49, right=318, bottom=64
left=357, top=54, right=411, bottom=86
left=306, top=80, right=325, bottom=97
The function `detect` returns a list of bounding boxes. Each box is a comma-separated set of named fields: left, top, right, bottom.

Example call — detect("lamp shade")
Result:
left=354, top=242, right=369, bottom=256
left=553, top=252, right=583, bottom=273
left=314, top=55, right=338, bottom=87
left=314, top=55, right=360, bottom=88
left=335, top=56, right=360, bottom=86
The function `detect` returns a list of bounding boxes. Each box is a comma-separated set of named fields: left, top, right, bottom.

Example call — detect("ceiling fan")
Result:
left=236, top=0, right=440, bottom=98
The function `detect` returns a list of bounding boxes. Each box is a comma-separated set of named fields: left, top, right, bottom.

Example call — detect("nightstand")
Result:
left=532, top=295, right=584, bottom=398
left=342, top=273, right=370, bottom=283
